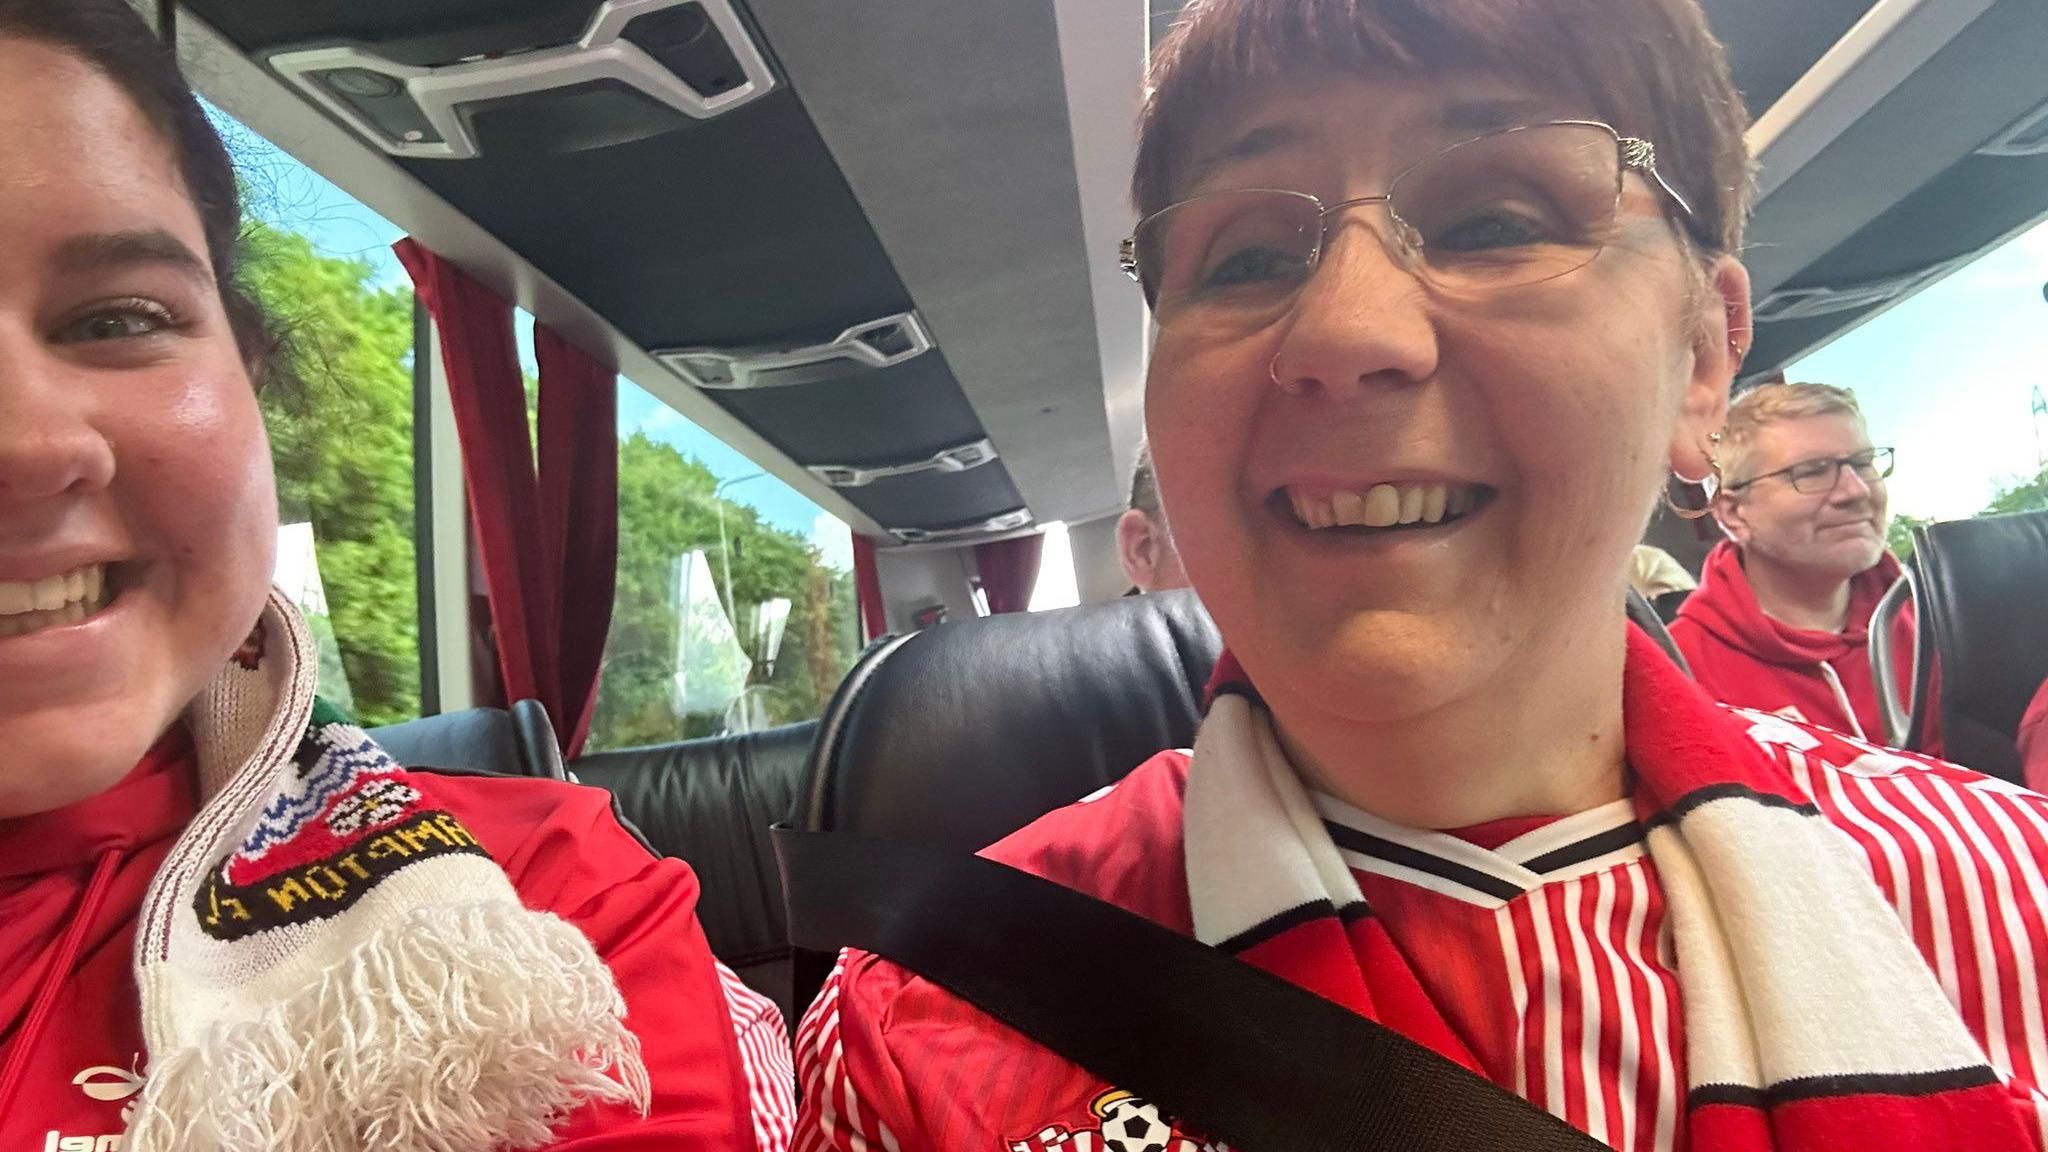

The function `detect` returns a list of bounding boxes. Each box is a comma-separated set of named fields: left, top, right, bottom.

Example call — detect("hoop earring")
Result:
left=1662, top=470, right=1714, bottom=520
left=1268, top=354, right=1284, bottom=388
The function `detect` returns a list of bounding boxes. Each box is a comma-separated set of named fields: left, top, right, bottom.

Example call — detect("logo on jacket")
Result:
left=1007, top=1089, right=1224, bottom=1152
left=40, top=1063, right=145, bottom=1150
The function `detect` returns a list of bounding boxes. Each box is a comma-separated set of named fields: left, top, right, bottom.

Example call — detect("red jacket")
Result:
left=0, top=729, right=787, bottom=1151
left=2022, top=680, right=2048, bottom=793
left=1669, top=542, right=1936, bottom=751
left=792, top=655, right=2048, bottom=1152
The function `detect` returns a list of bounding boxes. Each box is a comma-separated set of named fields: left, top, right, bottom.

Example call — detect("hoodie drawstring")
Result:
left=0, top=847, right=122, bottom=1118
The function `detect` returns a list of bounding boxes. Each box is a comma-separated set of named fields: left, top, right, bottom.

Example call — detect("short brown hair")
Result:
left=1717, top=382, right=1867, bottom=486
left=1135, top=0, right=1753, bottom=256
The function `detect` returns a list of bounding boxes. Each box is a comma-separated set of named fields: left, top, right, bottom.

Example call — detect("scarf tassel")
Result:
left=128, top=902, right=650, bottom=1152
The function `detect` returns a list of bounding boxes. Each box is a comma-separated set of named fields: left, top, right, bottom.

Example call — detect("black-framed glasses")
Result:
left=1118, top=120, right=1700, bottom=327
left=1727, top=447, right=1896, bottom=496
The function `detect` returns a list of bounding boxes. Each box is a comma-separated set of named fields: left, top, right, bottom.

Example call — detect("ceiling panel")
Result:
left=184, top=0, right=1035, bottom=541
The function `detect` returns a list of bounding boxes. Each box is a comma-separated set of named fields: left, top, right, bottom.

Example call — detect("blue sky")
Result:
left=219, top=107, right=2047, bottom=538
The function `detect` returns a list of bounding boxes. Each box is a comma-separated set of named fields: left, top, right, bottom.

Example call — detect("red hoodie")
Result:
left=0, top=727, right=786, bottom=1151
left=2021, top=680, right=2048, bottom=794
left=1669, top=541, right=1935, bottom=751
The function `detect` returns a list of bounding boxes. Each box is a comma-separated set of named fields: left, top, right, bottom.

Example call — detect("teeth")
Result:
left=1362, top=485, right=1401, bottom=528
left=1398, top=485, right=1425, bottom=525
left=0, top=563, right=113, bottom=637
left=1290, top=483, right=1481, bottom=531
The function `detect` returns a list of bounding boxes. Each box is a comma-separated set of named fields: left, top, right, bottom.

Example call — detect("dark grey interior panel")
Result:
left=707, top=356, right=987, bottom=464
left=188, top=0, right=1029, bottom=538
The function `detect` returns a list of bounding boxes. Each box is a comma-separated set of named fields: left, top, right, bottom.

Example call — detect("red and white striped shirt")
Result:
left=795, top=714, right=2048, bottom=1152
left=721, top=962, right=798, bottom=1152
left=1318, top=795, right=1686, bottom=1152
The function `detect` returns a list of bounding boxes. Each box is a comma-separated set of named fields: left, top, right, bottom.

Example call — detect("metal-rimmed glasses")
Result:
left=1724, top=447, right=1896, bottom=496
left=1119, top=120, right=1701, bottom=327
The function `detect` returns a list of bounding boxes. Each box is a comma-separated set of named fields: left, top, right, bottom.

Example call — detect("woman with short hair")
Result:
left=794, top=1, right=2048, bottom=1149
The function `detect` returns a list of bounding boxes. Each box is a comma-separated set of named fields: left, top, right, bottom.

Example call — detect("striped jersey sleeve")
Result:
left=794, top=952, right=914, bottom=1152
left=719, top=961, right=798, bottom=1152
left=1742, top=711, right=2048, bottom=1143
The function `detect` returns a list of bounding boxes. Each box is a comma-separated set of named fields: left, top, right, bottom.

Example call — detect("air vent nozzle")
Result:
left=268, top=0, right=775, bottom=160
left=1751, top=260, right=1961, bottom=324
left=657, top=313, right=934, bottom=391
left=1980, top=96, right=2048, bottom=157
left=892, top=509, right=1034, bottom=545
left=808, top=439, right=998, bottom=489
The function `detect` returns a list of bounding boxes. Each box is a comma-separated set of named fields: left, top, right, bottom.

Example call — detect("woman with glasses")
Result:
left=795, top=1, right=2048, bottom=1150
left=1669, top=382, right=1930, bottom=750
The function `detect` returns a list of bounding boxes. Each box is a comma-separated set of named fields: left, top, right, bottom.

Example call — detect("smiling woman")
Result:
left=0, top=2, right=789, bottom=1147
left=793, top=1, right=2048, bottom=1149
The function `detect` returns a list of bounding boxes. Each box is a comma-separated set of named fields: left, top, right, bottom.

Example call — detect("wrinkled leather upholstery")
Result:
left=371, top=699, right=565, bottom=780
left=575, top=720, right=818, bottom=1018
left=1909, top=510, right=2048, bottom=782
left=798, top=589, right=1223, bottom=854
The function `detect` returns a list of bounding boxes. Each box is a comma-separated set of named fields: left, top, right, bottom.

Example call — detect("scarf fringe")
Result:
left=128, top=902, right=650, bottom=1152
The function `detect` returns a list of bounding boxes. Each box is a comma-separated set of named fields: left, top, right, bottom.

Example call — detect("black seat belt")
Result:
left=776, top=827, right=1610, bottom=1152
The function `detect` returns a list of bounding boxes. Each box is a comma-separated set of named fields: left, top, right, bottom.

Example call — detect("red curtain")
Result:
left=395, top=239, right=617, bottom=756
left=974, top=533, right=1044, bottom=615
left=852, top=535, right=888, bottom=641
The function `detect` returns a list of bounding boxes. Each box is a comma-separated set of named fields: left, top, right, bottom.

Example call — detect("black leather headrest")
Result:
left=799, top=588, right=1223, bottom=852
left=573, top=721, right=816, bottom=978
left=1912, top=510, right=2048, bottom=781
left=369, top=700, right=568, bottom=781
left=372, top=707, right=519, bottom=775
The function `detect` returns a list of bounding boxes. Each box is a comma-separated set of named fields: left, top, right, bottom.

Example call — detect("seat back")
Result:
left=573, top=720, right=818, bottom=1018
left=370, top=698, right=566, bottom=780
left=1891, top=511, right=2048, bottom=781
left=797, top=588, right=1223, bottom=853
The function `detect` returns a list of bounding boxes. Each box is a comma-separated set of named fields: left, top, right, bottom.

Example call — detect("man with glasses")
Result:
left=1671, top=382, right=1932, bottom=749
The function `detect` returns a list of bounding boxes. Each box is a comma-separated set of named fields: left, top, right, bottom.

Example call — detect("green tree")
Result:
left=243, top=223, right=420, bottom=726
left=1983, top=466, right=2048, bottom=518
left=1888, top=512, right=1934, bottom=563
left=588, top=433, right=855, bottom=749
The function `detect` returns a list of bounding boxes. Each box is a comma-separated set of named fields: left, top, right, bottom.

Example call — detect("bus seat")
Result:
left=371, top=698, right=568, bottom=781
left=573, top=720, right=818, bottom=1019
left=1875, top=510, right=2048, bottom=782
left=786, top=589, right=1222, bottom=1014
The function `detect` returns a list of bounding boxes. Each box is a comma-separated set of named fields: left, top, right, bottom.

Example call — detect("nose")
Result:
left=0, top=335, right=117, bottom=505
left=1268, top=211, right=1439, bottom=401
left=1828, top=461, right=1876, bottom=504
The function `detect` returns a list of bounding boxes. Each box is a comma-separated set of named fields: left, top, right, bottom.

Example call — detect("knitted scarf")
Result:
left=1187, top=627, right=2037, bottom=1151
left=124, top=591, right=648, bottom=1151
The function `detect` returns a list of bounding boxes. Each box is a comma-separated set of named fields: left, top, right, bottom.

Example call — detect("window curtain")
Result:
left=852, top=535, right=888, bottom=641
left=395, top=239, right=617, bottom=756
left=974, top=533, right=1044, bottom=616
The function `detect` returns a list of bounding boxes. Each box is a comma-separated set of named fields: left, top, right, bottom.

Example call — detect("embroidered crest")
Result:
left=194, top=707, right=488, bottom=941
left=1006, top=1090, right=1225, bottom=1152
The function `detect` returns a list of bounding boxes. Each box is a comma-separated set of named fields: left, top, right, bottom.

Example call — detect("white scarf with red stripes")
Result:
left=1187, top=627, right=2037, bottom=1151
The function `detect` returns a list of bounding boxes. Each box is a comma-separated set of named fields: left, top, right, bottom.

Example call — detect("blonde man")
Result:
left=1671, top=382, right=1930, bottom=747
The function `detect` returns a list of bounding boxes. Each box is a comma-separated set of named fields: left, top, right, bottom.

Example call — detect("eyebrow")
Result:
left=52, top=229, right=214, bottom=289
left=1180, top=95, right=1565, bottom=194
left=1438, top=96, right=1557, bottom=135
left=1183, top=122, right=1306, bottom=191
